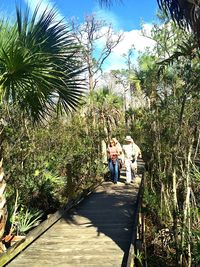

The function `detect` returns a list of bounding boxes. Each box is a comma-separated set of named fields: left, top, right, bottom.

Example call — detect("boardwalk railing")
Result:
left=0, top=163, right=146, bottom=267
left=0, top=181, right=103, bottom=267
left=126, top=167, right=146, bottom=267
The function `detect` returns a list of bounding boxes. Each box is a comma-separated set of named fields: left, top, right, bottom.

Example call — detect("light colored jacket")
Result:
left=132, top=143, right=141, bottom=159
left=122, top=142, right=141, bottom=161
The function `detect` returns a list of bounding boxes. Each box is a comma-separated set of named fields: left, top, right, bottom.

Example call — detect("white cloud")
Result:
left=83, top=6, right=156, bottom=71
left=101, top=23, right=156, bottom=71
left=94, top=6, right=120, bottom=30
left=115, top=23, right=154, bottom=53
left=23, top=1, right=156, bottom=72
left=23, top=0, right=64, bottom=21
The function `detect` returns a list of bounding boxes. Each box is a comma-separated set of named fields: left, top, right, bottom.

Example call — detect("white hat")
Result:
left=124, top=135, right=133, bottom=142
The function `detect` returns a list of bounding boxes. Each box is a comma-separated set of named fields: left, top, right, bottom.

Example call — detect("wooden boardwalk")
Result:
left=6, top=172, right=142, bottom=267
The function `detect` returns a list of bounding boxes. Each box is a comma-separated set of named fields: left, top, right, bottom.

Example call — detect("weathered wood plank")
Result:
left=5, top=165, right=145, bottom=267
left=0, top=182, right=103, bottom=267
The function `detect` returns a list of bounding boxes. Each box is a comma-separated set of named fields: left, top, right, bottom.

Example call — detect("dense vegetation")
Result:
left=2, top=107, right=107, bottom=234
left=133, top=18, right=200, bottom=267
left=0, top=3, right=199, bottom=267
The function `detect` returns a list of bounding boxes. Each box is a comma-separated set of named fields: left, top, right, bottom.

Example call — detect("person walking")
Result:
left=107, top=138, right=120, bottom=184
left=111, top=138, right=123, bottom=179
left=122, top=135, right=141, bottom=185
left=131, top=139, right=142, bottom=175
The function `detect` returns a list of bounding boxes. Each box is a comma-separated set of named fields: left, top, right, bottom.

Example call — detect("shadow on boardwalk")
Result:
left=7, top=171, right=141, bottom=267
left=60, top=175, right=139, bottom=266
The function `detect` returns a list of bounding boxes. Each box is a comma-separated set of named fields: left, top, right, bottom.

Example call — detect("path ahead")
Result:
left=6, top=173, right=142, bottom=267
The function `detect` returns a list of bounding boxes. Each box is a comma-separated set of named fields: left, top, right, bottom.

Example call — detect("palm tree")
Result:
left=0, top=6, right=85, bottom=250
left=88, top=88, right=124, bottom=163
left=90, top=88, right=123, bottom=138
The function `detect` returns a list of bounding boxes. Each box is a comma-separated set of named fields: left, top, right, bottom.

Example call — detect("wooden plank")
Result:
left=7, top=182, right=140, bottom=267
left=5, top=167, right=144, bottom=267
left=0, top=181, right=103, bottom=267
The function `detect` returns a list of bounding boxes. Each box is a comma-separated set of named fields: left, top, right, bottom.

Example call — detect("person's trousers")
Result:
left=108, top=159, right=119, bottom=183
left=125, top=159, right=135, bottom=183
left=118, top=158, right=122, bottom=179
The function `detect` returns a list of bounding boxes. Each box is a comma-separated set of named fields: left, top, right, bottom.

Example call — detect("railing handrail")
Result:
left=0, top=180, right=103, bottom=267
left=126, top=170, right=145, bottom=267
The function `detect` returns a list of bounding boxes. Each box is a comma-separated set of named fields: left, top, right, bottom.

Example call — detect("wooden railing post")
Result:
left=126, top=167, right=145, bottom=267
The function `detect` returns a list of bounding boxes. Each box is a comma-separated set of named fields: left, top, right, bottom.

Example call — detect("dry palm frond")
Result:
left=158, top=0, right=200, bottom=43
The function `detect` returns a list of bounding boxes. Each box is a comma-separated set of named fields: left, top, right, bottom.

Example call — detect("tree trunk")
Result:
left=180, top=145, right=192, bottom=266
left=172, top=168, right=178, bottom=210
left=0, top=159, right=7, bottom=252
left=101, top=139, right=108, bottom=164
left=172, top=167, right=180, bottom=266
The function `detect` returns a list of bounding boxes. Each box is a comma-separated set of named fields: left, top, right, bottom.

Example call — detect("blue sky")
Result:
left=0, top=0, right=158, bottom=70
left=1, top=0, right=158, bottom=30
left=54, top=0, right=158, bottom=31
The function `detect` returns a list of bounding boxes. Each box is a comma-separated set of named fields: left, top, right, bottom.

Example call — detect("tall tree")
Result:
left=0, top=6, right=85, bottom=251
left=70, top=14, right=123, bottom=91
left=136, top=18, right=200, bottom=266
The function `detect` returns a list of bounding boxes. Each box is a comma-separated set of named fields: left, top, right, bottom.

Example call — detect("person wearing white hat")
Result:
left=122, top=135, right=142, bottom=185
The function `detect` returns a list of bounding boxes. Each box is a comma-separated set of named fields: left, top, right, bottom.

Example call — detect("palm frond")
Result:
left=158, top=0, right=200, bottom=42
left=157, top=36, right=198, bottom=75
left=98, top=0, right=120, bottom=7
left=17, top=209, right=43, bottom=235
left=0, top=6, right=86, bottom=121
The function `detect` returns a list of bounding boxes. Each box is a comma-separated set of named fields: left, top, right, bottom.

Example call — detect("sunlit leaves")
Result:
left=0, top=6, right=86, bottom=121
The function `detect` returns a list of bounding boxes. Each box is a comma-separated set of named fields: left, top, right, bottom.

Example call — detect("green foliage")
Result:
left=131, top=15, right=200, bottom=265
left=30, top=170, right=66, bottom=212
left=0, top=6, right=85, bottom=121
left=157, top=0, right=200, bottom=45
left=133, top=250, right=143, bottom=265
left=15, top=209, right=43, bottom=235
left=6, top=189, right=43, bottom=236
left=3, top=101, right=110, bottom=218
left=143, top=187, right=161, bottom=221
left=192, top=229, right=200, bottom=263
left=86, top=88, right=124, bottom=140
